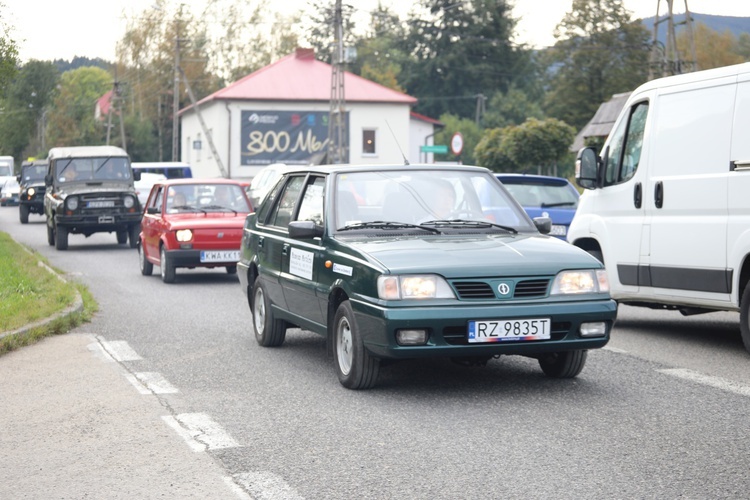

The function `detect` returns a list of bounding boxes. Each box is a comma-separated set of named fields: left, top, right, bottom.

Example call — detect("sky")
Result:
left=3, top=0, right=750, bottom=63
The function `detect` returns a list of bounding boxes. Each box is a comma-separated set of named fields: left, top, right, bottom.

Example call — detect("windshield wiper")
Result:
left=541, top=202, right=576, bottom=208
left=337, top=221, right=441, bottom=234
left=419, top=219, right=518, bottom=234
left=202, top=204, right=238, bottom=214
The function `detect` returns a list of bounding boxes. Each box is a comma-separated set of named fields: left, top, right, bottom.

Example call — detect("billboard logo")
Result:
left=248, top=113, right=279, bottom=125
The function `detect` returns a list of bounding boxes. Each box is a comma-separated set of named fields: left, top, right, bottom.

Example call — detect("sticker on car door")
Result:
left=289, top=247, right=314, bottom=280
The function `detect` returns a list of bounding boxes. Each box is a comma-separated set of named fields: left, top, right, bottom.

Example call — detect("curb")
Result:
left=0, top=241, right=84, bottom=341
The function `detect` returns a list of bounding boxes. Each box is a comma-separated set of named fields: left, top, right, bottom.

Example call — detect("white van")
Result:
left=569, top=62, right=750, bottom=352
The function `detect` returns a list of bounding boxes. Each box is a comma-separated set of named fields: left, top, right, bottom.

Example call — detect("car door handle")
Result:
left=633, top=182, right=642, bottom=209
left=258, top=236, right=264, bottom=248
left=654, top=181, right=664, bottom=209
left=282, top=244, right=289, bottom=256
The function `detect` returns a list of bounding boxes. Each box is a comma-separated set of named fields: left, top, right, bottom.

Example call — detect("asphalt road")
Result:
left=2, top=205, right=750, bottom=499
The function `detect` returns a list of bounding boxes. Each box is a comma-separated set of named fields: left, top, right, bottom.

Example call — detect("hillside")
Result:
left=640, top=12, right=750, bottom=43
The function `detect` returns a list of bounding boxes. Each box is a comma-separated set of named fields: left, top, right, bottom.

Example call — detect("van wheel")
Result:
left=252, top=280, right=286, bottom=347
left=538, top=350, right=587, bottom=378
left=740, top=281, right=750, bottom=354
left=333, top=300, right=380, bottom=390
left=55, top=225, right=68, bottom=250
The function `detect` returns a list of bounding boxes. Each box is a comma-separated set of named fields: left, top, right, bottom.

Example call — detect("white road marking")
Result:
left=99, top=339, right=143, bottom=362
left=602, top=346, right=628, bottom=354
left=125, top=372, right=179, bottom=394
left=232, top=471, right=305, bottom=500
left=162, top=413, right=239, bottom=452
left=658, top=368, right=750, bottom=397
left=223, top=477, right=254, bottom=500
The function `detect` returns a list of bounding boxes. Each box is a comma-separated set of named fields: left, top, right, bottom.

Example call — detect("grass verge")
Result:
left=0, top=232, right=97, bottom=355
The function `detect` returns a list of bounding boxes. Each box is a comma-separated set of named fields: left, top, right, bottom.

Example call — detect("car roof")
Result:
left=47, top=145, right=129, bottom=160
left=278, top=163, right=491, bottom=175
left=157, top=178, right=247, bottom=186
left=495, top=173, right=572, bottom=186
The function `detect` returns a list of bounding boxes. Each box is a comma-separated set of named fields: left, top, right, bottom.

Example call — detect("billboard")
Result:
left=240, top=110, right=349, bottom=165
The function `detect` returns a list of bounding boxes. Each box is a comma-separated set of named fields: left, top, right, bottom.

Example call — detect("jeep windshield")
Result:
left=56, top=157, right=132, bottom=183
left=22, top=165, right=47, bottom=182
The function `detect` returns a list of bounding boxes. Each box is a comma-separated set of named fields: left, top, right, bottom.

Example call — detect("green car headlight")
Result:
left=551, top=269, right=609, bottom=295
left=377, top=275, right=455, bottom=300
left=175, top=229, right=193, bottom=242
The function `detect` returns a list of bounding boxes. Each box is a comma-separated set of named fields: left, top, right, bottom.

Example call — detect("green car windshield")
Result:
left=334, top=169, right=534, bottom=232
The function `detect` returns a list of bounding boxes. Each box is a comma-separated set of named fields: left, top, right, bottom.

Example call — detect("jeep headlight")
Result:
left=65, top=196, right=79, bottom=211
left=551, top=269, right=609, bottom=295
left=27, top=187, right=35, bottom=197
left=377, top=275, right=455, bottom=300
left=123, top=195, right=135, bottom=209
left=175, top=229, right=193, bottom=242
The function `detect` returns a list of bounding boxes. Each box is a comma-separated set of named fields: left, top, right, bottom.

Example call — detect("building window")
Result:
left=362, top=129, right=376, bottom=155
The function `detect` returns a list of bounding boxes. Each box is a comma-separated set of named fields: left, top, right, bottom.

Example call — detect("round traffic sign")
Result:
left=450, top=132, right=464, bottom=156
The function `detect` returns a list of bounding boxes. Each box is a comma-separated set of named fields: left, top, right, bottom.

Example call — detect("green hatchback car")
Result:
left=238, top=164, right=617, bottom=389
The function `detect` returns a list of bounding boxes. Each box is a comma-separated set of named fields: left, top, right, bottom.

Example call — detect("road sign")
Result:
left=420, top=144, right=448, bottom=154
left=450, top=132, right=464, bottom=156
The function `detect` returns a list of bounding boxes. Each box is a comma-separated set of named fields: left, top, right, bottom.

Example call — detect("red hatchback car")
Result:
left=138, top=179, right=253, bottom=283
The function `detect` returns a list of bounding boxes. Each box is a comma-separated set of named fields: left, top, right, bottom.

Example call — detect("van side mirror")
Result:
left=576, top=147, right=600, bottom=190
left=45, top=174, right=53, bottom=186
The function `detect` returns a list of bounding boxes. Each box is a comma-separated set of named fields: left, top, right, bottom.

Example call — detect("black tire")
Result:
left=226, top=265, right=237, bottom=275
left=538, top=350, right=587, bottom=378
left=740, top=280, right=750, bottom=354
left=19, top=204, right=29, bottom=224
left=55, top=224, right=68, bottom=251
left=47, top=221, right=55, bottom=246
left=160, top=246, right=175, bottom=283
left=333, top=300, right=380, bottom=389
left=139, top=240, right=153, bottom=276
left=252, top=280, right=287, bottom=347
left=128, top=224, right=140, bottom=249
left=116, top=229, right=128, bottom=244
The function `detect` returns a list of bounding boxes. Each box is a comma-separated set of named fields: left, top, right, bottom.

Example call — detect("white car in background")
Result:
left=247, top=163, right=293, bottom=209
left=0, top=178, right=20, bottom=206
left=134, top=172, right=167, bottom=205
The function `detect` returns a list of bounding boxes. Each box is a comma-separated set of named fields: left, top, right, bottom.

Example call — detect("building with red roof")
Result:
left=178, top=48, right=443, bottom=178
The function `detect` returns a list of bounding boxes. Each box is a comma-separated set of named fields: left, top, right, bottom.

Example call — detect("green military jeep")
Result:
left=18, top=159, right=48, bottom=224
left=44, top=146, right=142, bottom=250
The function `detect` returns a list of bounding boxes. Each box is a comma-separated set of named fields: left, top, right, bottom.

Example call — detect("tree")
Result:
left=737, top=33, right=750, bottom=61
left=433, top=114, right=482, bottom=165
left=677, top=23, right=744, bottom=71
left=351, top=4, right=408, bottom=92
left=0, top=60, right=59, bottom=160
left=473, top=126, right=519, bottom=172
left=482, top=86, right=544, bottom=129
left=502, top=118, right=576, bottom=176
left=400, top=0, right=531, bottom=120
left=542, top=0, right=650, bottom=130
left=45, top=67, right=112, bottom=147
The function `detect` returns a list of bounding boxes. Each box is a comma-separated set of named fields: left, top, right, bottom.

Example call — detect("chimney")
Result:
left=295, top=47, right=315, bottom=60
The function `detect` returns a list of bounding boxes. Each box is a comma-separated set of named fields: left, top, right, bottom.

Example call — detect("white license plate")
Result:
left=468, top=318, right=551, bottom=343
left=550, top=225, right=567, bottom=236
left=200, top=250, right=240, bottom=263
left=88, top=200, right=115, bottom=208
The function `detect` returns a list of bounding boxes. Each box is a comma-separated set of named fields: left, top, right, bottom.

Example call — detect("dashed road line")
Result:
left=162, top=413, right=239, bottom=452
left=658, top=368, right=750, bottom=397
left=97, top=339, right=143, bottom=362
left=232, top=471, right=305, bottom=500
left=125, top=372, right=179, bottom=394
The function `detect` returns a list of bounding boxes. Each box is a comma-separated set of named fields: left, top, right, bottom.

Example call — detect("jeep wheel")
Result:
left=128, top=224, right=140, bottom=249
left=116, top=230, right=128, bottom=244
left=226, top=265, right=237, bottom=275
left=252, top=280, right=287, bottom=347
left=55, top=224, right=68, bottom=251
left=740, top=281, right=750, bottom=354
left=46, top=222, right=55, bottom=246
left=538, top=350, right=587, bottom=378
left=333, top=300, right=380, bottom=390
left=139, top=240, right=153, bottom=276
left=160, top=246, right=176, bottom=283
left=19, top=205, right=29, bottom=224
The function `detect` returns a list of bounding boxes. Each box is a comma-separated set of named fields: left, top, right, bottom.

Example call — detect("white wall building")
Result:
left=179, top=48, right=443, bottom=179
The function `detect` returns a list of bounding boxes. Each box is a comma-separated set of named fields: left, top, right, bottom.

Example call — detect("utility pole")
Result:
left=649, top=0, right=696, bottom=79
left=172, top=35, right=181, bottom=161
left=327, top=0, right=346, bottom=164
